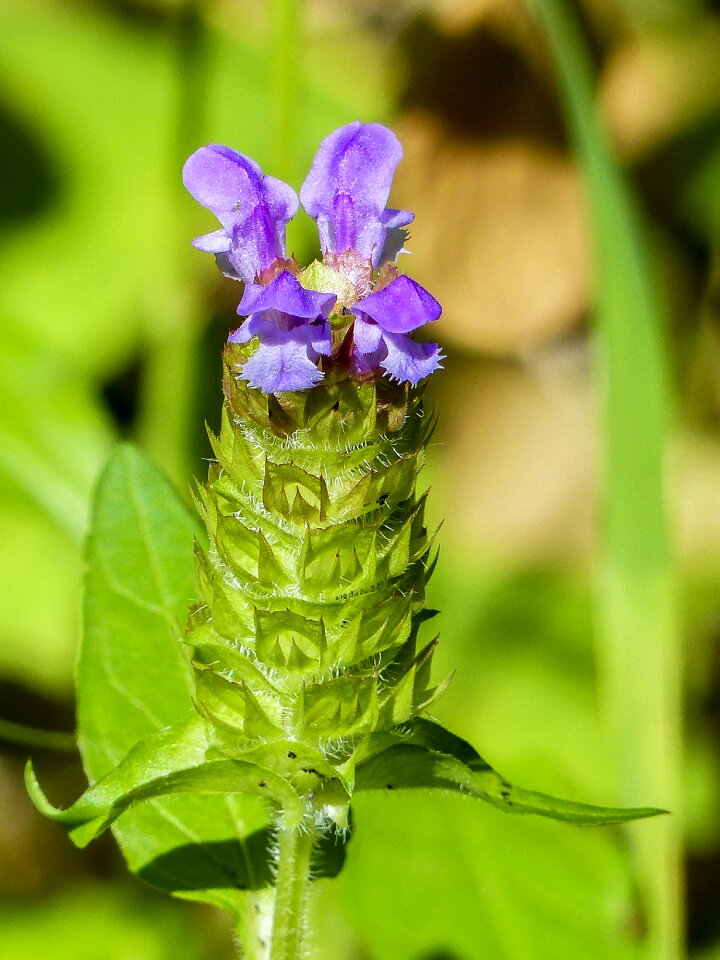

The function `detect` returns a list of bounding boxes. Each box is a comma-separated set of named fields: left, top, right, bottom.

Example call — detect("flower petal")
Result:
left=352, top=275, right=442, bottom=333
left=238, top=271, right=336, bottom=320
left=353, top=315, right=384, bottom=355
left=239, top=326, right=325, bottom=393
left=382, top=209, right=414, bottom=231
left=379, top=208, right=414, bottom=263
left=306, top=321, right=333, bottom=359
left=192, top=229, right=232, bottom=253
left=183, top=145, right=298, bottom=281
left=300, top=122, right=406, bottom=266
left=380, top=332, right=443, bottom=385
left=228, top=314, right=264, bottom=344
left=183, top=146, right=262, bottom=218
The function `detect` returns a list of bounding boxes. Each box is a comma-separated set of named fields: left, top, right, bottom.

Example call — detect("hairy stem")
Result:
left=235, top=890, right=274, bottom=960
left=268, top=815, right=317, bottom=960
left=234, top=812, right=317, bottom=960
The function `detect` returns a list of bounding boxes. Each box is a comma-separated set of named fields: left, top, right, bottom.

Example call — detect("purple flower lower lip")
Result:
left=233, top=321, right=330, bottom=393
left=350, top=275, right=443, bottom=386
left=229, top=272, right=335, bottom=393
left=353, top=275, right=441, bottom=333
left=237, top=270, right=336, bottom=321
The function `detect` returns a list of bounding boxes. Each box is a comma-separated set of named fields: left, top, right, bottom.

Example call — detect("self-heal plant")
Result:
left=28, top=122, right=662, bottom=960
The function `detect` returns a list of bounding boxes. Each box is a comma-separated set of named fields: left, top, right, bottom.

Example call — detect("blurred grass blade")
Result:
left=135, top=0, right=209, bottom=489
left=269, top=0, right=300, bottom=187
left=0, top=322, right=113, bottom=542
left=0, top=719, right=76, bottom=752
left=527, top=1, right=683, bottom=958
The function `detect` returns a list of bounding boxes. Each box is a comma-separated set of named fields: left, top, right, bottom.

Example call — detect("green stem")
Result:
left=268, top=817, right=316, bottom=960
left=234, top=812, right=316, bottom=960
left=235, top=889, right=273, bottom=960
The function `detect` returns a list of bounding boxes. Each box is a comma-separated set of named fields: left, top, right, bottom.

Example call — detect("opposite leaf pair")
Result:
left=27, top=445, right=664, bottom=912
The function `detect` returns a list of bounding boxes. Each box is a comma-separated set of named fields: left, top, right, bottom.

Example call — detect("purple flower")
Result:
left=182, top=145, right=298, bottom=282
left=184, top=123, right=443, bottom=393
left=300, top=122, right=413, bottom=269
left=351, top=275, right=443, bottom=385
left=229, top=271, right=336, bottom=393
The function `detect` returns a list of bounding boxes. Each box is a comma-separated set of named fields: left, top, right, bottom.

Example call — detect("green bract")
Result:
left=189, top=344, right=441, bottom=761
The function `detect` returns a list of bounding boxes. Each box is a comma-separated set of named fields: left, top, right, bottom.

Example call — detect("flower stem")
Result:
left=268, top=816, right=317, bottom=960
left=233, top=811, right=318, bottom=960
left=235, top=890, right=273, bottom=960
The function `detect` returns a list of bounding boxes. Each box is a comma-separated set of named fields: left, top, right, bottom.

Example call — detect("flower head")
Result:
left=351, top=275, right=443, bottom=383
left=184, top=123, right=442, bottom=393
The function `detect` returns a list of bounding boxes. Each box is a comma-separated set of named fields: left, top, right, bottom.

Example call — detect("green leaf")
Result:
left=26, top=716, right=304, bottom=846
left=76, top=444, right=272, bottom=912
left=335, top=792, right=647, bottom=960
left=354, top=721, right=665, bottom=825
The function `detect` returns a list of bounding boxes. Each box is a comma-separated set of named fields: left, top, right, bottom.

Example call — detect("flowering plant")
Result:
left=27, top=122, right=661, bottom=960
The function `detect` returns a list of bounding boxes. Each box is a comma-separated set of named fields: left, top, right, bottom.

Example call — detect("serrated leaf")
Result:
left=354, top=720, right=665, bottom=825
left=76, top=444, right=272, bottom=912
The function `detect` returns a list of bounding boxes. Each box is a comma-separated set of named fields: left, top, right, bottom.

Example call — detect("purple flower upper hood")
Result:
left=182, top=145, right=298, bottom=282
left=299, top=122, right=414, bottom=268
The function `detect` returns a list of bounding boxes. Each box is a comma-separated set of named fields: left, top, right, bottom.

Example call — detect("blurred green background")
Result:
left=1, top=0, right=719, bottom=957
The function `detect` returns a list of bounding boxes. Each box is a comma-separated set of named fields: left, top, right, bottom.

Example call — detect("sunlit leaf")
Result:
left=355, top=719, right=664, bottom=825
left=27, top=713, right=306, bottom=848
left=335, top=791, right=646, bottom=960
left=77, top=444, right=270, bottom=912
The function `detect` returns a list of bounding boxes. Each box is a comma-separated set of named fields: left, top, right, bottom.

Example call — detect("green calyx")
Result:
left=186, top=343, right=441, bottom=770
